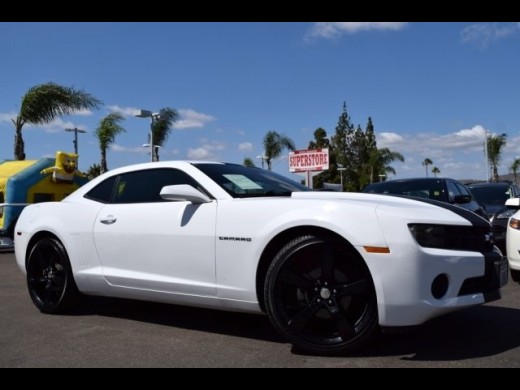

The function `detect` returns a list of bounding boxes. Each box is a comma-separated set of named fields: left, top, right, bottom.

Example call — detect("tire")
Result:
left=511, top=270, right=520, bottom=283
left=264, top=235, right=378, bottom=355
left=26, top=237, right=80, bottom=314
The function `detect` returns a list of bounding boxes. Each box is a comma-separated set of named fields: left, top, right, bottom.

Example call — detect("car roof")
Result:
left=467, top=182, right=514, bottom=188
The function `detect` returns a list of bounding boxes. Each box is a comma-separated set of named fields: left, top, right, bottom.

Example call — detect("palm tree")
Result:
left=243, top=157, right=256, bottom=168
left=432, top=167, right=441, bottom=177
left=12, top=82, right=101, bottom=160
left=95, top=113, right=126, bottom=174
left=422, top=158, right=433, bottom=177
left=488, top=133, right=507, bottom=182
left=151, top=108, right=179, bottom=162
left=263, top=131, right=296, bottom=170
left=372, top=148, right=405, bottom=182
left=510, top=158, right=520, bottom=184
left=86, top=163, right=102, bottom=180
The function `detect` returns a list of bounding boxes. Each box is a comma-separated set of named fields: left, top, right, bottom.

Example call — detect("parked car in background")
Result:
left=467, top=182, right=520, bottom=254
left=363, top=178, right=487, bottom=218
left=505, top=198, right=520, bottom=282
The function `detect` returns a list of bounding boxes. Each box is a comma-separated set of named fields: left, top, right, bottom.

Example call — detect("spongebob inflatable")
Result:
left=41, top=151, right=86, bottom=183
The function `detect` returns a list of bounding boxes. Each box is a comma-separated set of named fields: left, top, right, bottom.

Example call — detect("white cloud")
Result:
left=238, top=142, right=253, bottom=153
left=187, top=139, right=226, bottom=161
left=378, top=132, right=404, bottom=146
left=375, top=125, right=505, bottom=180
left=110, top=144, right=149, bottom=154
left=461, top=23, right=520, bottom=48
left=0, top=112, right=17, bottom=124
left=108, top=105, right=141, bottom=117
left=75, top=108, right=94, bottom=116
left=175, top=109, right=216, bottom=129
left=36, top=118, right=86, bottom=134
left=308, top=22, right=408, bottom=39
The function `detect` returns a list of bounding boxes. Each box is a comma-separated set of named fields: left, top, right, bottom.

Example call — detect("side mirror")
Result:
left=453, top=195, right=472, bottom=205
left=160, top=185, right=211, bottom=204
left=505, top=198, right=520, bottom=208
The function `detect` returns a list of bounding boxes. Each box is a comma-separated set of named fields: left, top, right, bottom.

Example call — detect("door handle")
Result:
left=100, top=216, right=117, bottom=225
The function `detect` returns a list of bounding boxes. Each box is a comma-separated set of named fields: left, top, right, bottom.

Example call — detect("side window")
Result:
left=112, top=169, right=200, bottom=204
left=85, top=176, right=118, bottom=203
left=455, top=183, right=471, bottom=197
left=447, top=181, right=461, bottom=202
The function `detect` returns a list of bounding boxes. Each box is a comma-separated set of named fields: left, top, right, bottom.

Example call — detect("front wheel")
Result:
left=26, top=237, right=80, bottom=314
left=264, top=235, right=378, bottom=355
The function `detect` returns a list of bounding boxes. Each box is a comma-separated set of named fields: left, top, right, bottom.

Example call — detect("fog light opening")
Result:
left=431, top=274, right=449, bottom=300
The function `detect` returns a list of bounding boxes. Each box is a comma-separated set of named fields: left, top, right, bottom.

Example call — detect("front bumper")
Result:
left=364, top=246, right=507, bottom=327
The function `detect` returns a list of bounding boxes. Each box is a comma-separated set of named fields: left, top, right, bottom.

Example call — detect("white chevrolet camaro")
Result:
left=15, top=162, right=508, bottom=354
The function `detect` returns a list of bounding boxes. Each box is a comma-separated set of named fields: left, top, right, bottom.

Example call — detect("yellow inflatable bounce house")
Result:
left=0, top=152, right=88, bottom=250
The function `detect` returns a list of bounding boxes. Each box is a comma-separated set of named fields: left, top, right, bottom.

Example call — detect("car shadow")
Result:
left=69, top=295, right=284, bottom=344
left=340, top=305, right=520, bottom=361
left=69, top=295, right=520, bottom=360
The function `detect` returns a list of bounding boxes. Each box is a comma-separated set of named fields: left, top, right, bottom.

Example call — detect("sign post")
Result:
left=289, top=149, right=330, bottom=189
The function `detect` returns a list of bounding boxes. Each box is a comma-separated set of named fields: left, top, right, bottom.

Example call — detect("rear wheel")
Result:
left=26, top=237, right=80, bottom=314
left=511, top=269, right=520, bottom=283
left=264, top=235, right=378, bottom=355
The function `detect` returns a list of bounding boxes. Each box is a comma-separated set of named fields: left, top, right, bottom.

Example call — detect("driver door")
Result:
left=92, top=168, right=217, bottom=296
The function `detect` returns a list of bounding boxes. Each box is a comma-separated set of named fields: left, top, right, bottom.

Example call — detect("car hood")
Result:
left=292, top=192, right=490, bottom=228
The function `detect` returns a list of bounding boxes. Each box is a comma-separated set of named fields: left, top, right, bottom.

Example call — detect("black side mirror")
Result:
left=453, top=195, right=473, bottom=204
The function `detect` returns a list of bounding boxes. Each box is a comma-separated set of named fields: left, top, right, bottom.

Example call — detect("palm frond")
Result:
left=20, top=82, right=102, bottom=125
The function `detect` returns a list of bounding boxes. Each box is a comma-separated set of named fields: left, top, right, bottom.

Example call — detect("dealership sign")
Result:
left=289, top=149, right=330, bottom=173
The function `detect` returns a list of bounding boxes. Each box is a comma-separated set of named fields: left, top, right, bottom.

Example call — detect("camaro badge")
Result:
left=219, top=237, right=252, bottom=242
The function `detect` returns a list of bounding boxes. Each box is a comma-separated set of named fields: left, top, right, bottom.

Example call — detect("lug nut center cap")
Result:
left=320, top=287, right=331, bottom=300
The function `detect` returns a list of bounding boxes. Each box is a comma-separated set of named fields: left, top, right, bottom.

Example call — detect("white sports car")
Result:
left=15, top=162, right=508, bottom=354
left=505, top=199, right=520, bottom=283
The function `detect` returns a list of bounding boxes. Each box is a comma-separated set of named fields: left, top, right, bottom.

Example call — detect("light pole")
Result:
left=256, top=155, right=268, bottom=169
left=65, top=128, right=87, bottom=155
left=134, top=109, right=160, bottom=162
left=337, top=164, right=346, bottom=191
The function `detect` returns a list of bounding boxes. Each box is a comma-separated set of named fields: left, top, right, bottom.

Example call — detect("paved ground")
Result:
left=1, top=252, right=520, bottom=367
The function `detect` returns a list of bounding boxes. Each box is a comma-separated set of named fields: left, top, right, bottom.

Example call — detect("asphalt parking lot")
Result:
left=1, top=252, right=520, bottom=368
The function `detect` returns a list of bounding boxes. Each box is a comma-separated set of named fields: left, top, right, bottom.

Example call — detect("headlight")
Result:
left=408, top=224, right=494, bottom=252
left=409, top=224, right=449, bottom=249
left=510, top=218, right=520, bottom=230
left=496, top=209, right=517, bottom=220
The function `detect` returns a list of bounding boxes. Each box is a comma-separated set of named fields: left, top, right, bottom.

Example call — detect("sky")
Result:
left=1, top=22, right=519, bottom=181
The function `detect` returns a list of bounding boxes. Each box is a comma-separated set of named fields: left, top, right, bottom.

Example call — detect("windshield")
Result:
left=469, top=186, right=511, bottom=206
left=193, top=163, right=309, bottom=198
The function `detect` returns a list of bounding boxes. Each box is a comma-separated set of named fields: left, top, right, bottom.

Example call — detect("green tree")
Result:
left=432, top=167, right=441, bottom=177
left=511, top=158, right=520, bottom=183
left=308, top=127, right=330, bottom=150
left=243, top=157, right=256, bottom=168
left=95, top=113, right=126, bottom=174
left=12, top=82, right=101, bottom=160
left=151, top=108, right=179, bottom=162
left=308, top=128, right=334, bottom=189
left=371, top=148, right=405, bottom=182
left=488, top=133, right=507, bottom=182
left=263, top=130, right=295, bottom=170
left=331, top=103, right=355, bottom=190
left=86, top=163, right=102, bottom=180
left=422, top=158, right=433, bottom=177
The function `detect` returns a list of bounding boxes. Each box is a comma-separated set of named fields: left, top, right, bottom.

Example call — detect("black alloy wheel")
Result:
left=27, top=237, right=80, bottom=314
left=265, top=235, right=378, bottom=355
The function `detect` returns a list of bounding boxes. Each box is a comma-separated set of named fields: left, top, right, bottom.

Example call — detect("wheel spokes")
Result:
left=282, top=270, right=314, bottom=289
left=288, top=298, right=324, bottom=331
left=321, top=247, right=335, bottom=282
left=336, top=279, right=370, bottom=297
left=331, top=309, right=356, bottom=341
